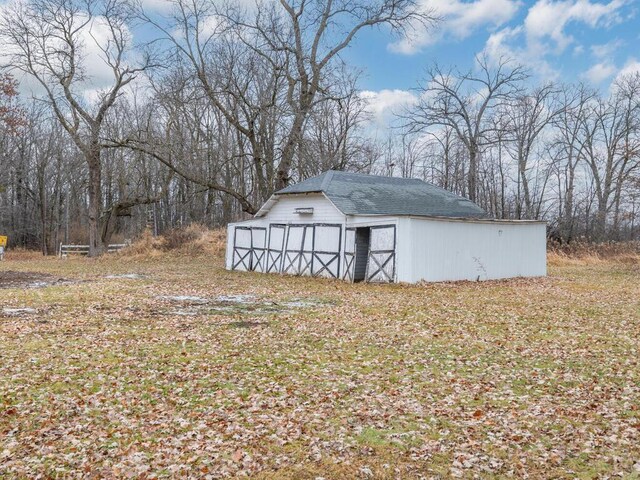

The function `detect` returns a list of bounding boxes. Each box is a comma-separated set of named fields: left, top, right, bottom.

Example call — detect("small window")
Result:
left=295, top=207, right=314, bottom=215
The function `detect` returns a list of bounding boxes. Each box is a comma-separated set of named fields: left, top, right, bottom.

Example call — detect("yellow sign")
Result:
left=0, top=236, right=7, bottom=248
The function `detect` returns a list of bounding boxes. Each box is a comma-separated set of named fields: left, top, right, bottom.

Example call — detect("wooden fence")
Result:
left=58, top=243, right=128, bottom=257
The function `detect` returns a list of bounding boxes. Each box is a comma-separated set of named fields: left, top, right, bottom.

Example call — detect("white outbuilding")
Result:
left=225, top=170, right=546, bottom=283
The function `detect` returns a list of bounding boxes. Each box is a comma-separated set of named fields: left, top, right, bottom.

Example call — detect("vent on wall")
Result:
left=295, top=207, right=314, bottom=215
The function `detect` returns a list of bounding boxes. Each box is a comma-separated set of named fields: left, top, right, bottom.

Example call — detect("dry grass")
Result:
left=118, top=225, right=227, bottom=259
left=2, top=247, right=47, bottom=261
left=1, top=239, right=639, bottom=478
left=548, top=240, right=640, bottom=266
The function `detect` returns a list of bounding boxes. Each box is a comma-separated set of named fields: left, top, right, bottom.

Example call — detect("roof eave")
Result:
left=254, top=190, right=341, bottom=218
left=254, top=195, right=277, bottom=217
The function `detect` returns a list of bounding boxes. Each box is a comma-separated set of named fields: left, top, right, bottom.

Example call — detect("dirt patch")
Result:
left=228, top=320, right=270, bottom=328
left=0, top=271, right=69, bottom=289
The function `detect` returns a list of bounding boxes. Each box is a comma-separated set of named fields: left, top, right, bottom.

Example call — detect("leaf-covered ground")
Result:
left=1, top=255, right=639, bottom=478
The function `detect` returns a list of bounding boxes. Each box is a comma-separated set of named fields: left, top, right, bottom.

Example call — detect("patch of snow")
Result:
left=156, top=293, right=328, bottom=317
left=170, top=310, right=199, bottom=316
left=159, top=295, right=209, bottom=304
left=280, top=300, right=323, bottom=308
left=216, top=294, right=256, bottom=303
left=2, top=307, right=37, bottom=316
left=105, top=273, right=146, bottom=280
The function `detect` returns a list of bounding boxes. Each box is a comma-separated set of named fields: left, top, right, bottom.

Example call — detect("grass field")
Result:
left=1, top=252, right=639, bottom=478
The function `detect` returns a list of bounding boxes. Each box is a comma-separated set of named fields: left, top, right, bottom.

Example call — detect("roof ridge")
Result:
left=320, top=170, right=335, bottom=191
left=332, top=170, right=425, bottom=182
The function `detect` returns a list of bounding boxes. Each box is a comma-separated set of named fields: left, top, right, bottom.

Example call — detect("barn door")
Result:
left=311, top=224, right=342, bottom=279
left=232, top=227, right=252, bottom=271
left=251, top=227, right=267, bottom=272
left=366, top=225, right=396, bottom=283
left=282, top=225, right=313, bottom=276
left=232, top=227, right=266, bottom=272
left=342, top=228, right=356, bottom=282
left=299, top=226, right=314, bottom=276
left=266, top=224, right=286, bottom=273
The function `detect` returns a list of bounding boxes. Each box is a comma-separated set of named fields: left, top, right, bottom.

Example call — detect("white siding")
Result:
left=225, top=224, right=234, bottom=269
left=345, top=216, right=399, bottom=227
left=226, top=196, right=346, bottom=276
left=225, top=219, right=268, bottom=270
left=395, top=217, right=413, bottom=283
left=262, top=193, right=344, bottom=224
left=402, top=218, right=546, bottom=282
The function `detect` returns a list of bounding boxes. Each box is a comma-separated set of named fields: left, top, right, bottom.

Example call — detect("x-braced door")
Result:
left=232, top=226, right=266, bottom=272
left=266, top=224, right=286, bottom=273
left=366, top=225, right=396, bottom=283
left=232, top=227, right=252, bottom=271
left=251, top=227, right=267, bottom=272
left=342, top=228, right=356, bottom=282
left=282, top=225, right=313, bottom=276
left=311, top=224, right=342, bottom=279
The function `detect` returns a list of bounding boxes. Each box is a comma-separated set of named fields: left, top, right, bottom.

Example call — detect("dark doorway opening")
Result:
left=353, top=227, right=370, bottom=282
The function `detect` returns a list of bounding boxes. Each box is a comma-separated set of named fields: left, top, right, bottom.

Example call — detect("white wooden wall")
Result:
left=261, top=193, right=344, bottom=223
left=398, top=218, right=547, bottom=282
left=225, top=193, right=346, bottom=275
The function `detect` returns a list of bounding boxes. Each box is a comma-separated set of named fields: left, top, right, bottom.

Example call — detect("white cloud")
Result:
left=389, top=0, right=520, bottom=54
left=616, top=58, right=640, bottom=81
left=581, top=61, right=616, bottom=84
left=360, top=89, right=417, bottom=128
left=591, top=39, right=624, bottom=59
left=483, top=26, right=559, bottom=80
left=483, top=0, right=629, bottom=81
left=82, top=16, right=135, bottom=89
left=524, top=0, right=626, bottom=53
left=484, top=25, right=521, bottom=59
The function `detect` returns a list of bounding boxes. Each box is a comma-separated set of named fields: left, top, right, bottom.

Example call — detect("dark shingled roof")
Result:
left=275, top=170, right=487, bottom=218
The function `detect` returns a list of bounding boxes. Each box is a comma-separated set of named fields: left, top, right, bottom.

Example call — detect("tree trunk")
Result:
left=276, top=93, right=313, bottom=190
left=87, top=143, right=104, bottom=257
left=562, top=166, right=576, bottom=242
left=520, top=163, right=532, bottom=219
left=594, top=205, right=607, bottom=242
left=276, top=127, right=300, bottom=190
left=468, top=144, right=478, bottom=203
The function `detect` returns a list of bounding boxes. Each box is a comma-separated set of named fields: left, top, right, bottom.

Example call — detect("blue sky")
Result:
left=338, top=0, right=639, bottom=125
left=2, top=0, right=638, bottom=127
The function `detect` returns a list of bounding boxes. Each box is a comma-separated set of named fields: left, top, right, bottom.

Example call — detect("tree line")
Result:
left=0, top=0, right=638, bottom=256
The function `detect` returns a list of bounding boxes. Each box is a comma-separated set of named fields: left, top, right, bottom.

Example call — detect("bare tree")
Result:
left=1, top=0, right=153, bottom=255
left=244, top=0, right=437, bottom=189
left=2, top=1, right=640, bottom=249
left=296, top=68, right=371, bottom=177
left=136, top=0, right=436, bottom=202
left=550, top=83, right=595, bottom=241
left=579, top=75, right=640, bottom=240
left=405, top=56, right=528, bottom=203
left=504, top=83, right=562, bottom=219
